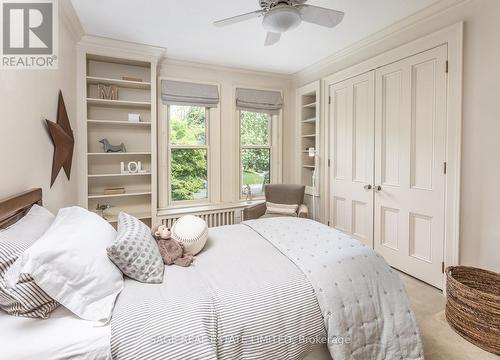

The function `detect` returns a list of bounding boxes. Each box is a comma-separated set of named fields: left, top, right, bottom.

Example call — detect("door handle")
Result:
left=364, top=184, right=372, bottom=190
left=373, top=185, right=382, bottom=192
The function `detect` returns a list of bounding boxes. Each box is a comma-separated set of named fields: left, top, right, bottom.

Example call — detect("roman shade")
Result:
left=236, top=88, right=283, bottom=115
left=161, top=80, right=219, bottom=108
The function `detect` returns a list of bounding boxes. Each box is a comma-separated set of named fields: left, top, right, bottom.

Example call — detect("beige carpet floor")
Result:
left=400, top=272, right=499, bottom=360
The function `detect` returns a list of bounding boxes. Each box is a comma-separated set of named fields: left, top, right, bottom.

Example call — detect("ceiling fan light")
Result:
left=263, top=6, right=301, bottom=33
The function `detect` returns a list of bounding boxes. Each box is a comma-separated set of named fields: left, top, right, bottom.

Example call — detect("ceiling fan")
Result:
left=214, top=0, right=344, bottom=46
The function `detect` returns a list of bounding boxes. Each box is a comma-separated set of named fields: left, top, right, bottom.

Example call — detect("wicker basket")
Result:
left=445, top=266, right=500, bottom=355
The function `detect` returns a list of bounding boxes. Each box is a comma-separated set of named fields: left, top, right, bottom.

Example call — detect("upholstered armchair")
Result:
left=243, top=184, right=308, bottom=220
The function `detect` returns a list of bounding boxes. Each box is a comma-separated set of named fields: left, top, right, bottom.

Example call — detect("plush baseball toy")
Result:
left=170, top=215, right=208, bottom=256
left=151, top=224, right=193, bottom=267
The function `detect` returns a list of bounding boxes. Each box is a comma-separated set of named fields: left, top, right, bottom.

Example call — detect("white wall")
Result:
left=0, top=2, right=82, bottom=213
left=2, top=0, right=496, bottom=273
left=158, top=59, right=294, bottom=203
left=292, top=0, right=500, bottom=272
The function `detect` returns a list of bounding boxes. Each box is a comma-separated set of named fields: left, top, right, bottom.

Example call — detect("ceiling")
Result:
left=71, top=0, right=439, bottom=74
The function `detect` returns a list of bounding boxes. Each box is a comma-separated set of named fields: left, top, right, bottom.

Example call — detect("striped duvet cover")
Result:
left=111, top=218, right=423, bottom=360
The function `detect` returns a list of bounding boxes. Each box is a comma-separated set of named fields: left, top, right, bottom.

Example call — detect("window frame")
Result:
left=167, top=105, right=210, bottom=206
left=235, top=86, right=283, bottom=200
left=239, top=111, right=273, bottom=199
left=158, top=78, right=221, bottom=209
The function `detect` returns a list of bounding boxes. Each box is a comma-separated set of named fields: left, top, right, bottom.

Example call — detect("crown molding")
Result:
left=292, top=0, right=470, bottom=81
left=59, top=0, right=84, bottom=42
left=78, top=35, right=166, bottom=62
left=160, top=57, right=292, bottom=81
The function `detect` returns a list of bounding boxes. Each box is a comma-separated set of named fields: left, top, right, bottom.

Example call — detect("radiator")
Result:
left=161, top=208, right=241, bottom=228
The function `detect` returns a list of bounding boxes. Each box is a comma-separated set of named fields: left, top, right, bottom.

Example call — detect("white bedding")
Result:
left=1, top=216, right=422, bottom=360
left=111, top=218, right=423, bottom=360
left=0, top=306, right=111, bottom=360
left=110, top=223, right=326, bottom=359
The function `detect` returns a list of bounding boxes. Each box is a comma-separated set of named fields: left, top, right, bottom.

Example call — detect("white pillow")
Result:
left=6, top=207, right=123, bottom=322
left=171, top=215, right=208, bottom=256
left=265, top=202, right=298, bottom=217
left=0, top=204, right=54, bottom=242
left=0, top=205, right=59, bottom=318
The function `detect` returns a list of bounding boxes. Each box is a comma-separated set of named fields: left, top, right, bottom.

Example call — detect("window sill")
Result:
left=157, top=199, right=264, bottom=217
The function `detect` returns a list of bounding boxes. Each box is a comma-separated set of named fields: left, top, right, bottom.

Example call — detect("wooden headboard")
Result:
left=0, top=189, right=42, bottom=230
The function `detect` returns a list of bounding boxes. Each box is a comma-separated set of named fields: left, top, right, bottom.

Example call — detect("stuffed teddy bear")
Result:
left=151, top=224, right=193, bottom=267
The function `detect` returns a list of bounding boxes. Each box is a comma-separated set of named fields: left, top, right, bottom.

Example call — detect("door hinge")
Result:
left=445, top=60, right=449, bottom=74
left=328, top=159, right=331, bottom=167
left=329, top=96, right=331, bottom=104
left=441, top=261, right=445, bottom=274
left=443, top=162, right=447, bottom=175
left=327, top=221, right=330, bottom=226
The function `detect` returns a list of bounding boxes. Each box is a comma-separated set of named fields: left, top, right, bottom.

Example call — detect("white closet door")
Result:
left=329, top=71, right=375, bottom=247
left=374, top=45, right=447, bottom=288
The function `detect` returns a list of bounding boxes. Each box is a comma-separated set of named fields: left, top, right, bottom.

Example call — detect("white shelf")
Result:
left=87, top=119, right=152, bottom=126
left=88, top=190, right=152, bottom=199
left=87, top=54, right=150, bottom=67
left=88, top=152, right=151, bottom=156
left=88, top=172, right=152, bottom=178
left=83, top=52, right=157, bottom=227
left=86, top=98, right=151, bottom=109
left=303, top=102, right=317, bottom=108
left=86, top=76, right=151, bottom=90
left=297, top=81, right=321, bottom=208
left=105, top=212, right=152, bottom=224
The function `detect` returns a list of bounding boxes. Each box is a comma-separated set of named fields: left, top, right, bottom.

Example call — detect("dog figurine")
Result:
left=99, top=138, right=127, bottom=153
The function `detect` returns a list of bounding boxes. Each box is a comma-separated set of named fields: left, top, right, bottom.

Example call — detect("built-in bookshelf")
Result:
left=296, top=81, right=321, bottom=197
left=77, top=39, right=164, bottom=227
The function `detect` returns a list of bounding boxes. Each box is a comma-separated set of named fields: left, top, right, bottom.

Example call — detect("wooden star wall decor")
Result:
left=46, top=91, right=74, bottom=187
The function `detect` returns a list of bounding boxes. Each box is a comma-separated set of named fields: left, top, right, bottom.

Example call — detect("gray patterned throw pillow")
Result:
left=107, top=212, right=164, bottom=284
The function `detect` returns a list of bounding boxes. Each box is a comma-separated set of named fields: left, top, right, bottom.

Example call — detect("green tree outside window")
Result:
left=169, top=105, right=208, bottom=201
left=168, top=108, right=272, bottom=201
left=240, top=111, right=271, bottom=195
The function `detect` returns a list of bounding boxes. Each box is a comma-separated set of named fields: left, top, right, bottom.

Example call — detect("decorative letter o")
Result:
left=127, top=161, right=139, bottom=173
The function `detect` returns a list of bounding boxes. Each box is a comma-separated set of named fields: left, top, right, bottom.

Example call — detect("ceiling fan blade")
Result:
left=214, top=10, right=265, bottom=27
left=298, top=5, right=344, bottom=28
left=265, top=32, right=281, bottom=46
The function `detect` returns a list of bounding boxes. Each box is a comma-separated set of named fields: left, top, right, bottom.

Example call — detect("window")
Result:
left=168, top=105, right=209, bottom=202
left=158, top=80, right=282, bottom=210
left=240, top=111, right=272, bottom=197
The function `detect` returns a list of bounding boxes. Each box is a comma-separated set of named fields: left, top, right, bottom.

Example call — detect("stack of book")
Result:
left=122, top=76, right=142, bottom=82
left=104, top=187, right=126, bottom=195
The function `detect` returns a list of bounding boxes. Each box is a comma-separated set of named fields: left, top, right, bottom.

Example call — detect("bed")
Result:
left=0, top=189, right=423, bottom=360
left=0, top=306, right=110, bottom=360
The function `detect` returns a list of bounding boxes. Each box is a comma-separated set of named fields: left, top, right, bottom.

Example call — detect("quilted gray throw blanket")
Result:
left=111, top=218, right=423, bottom=360
left=244, top=218, right=423, bottom=360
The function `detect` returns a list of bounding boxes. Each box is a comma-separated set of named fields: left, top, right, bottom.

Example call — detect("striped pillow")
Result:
left=265, top=202, right=299, bottom=217
left=0, top=205, right=59, bottom=318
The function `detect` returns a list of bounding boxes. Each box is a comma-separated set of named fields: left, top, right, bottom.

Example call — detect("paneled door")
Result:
left=329, top=71, right=375, bottom=247
left=374, top=45, right=448, bottom=288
